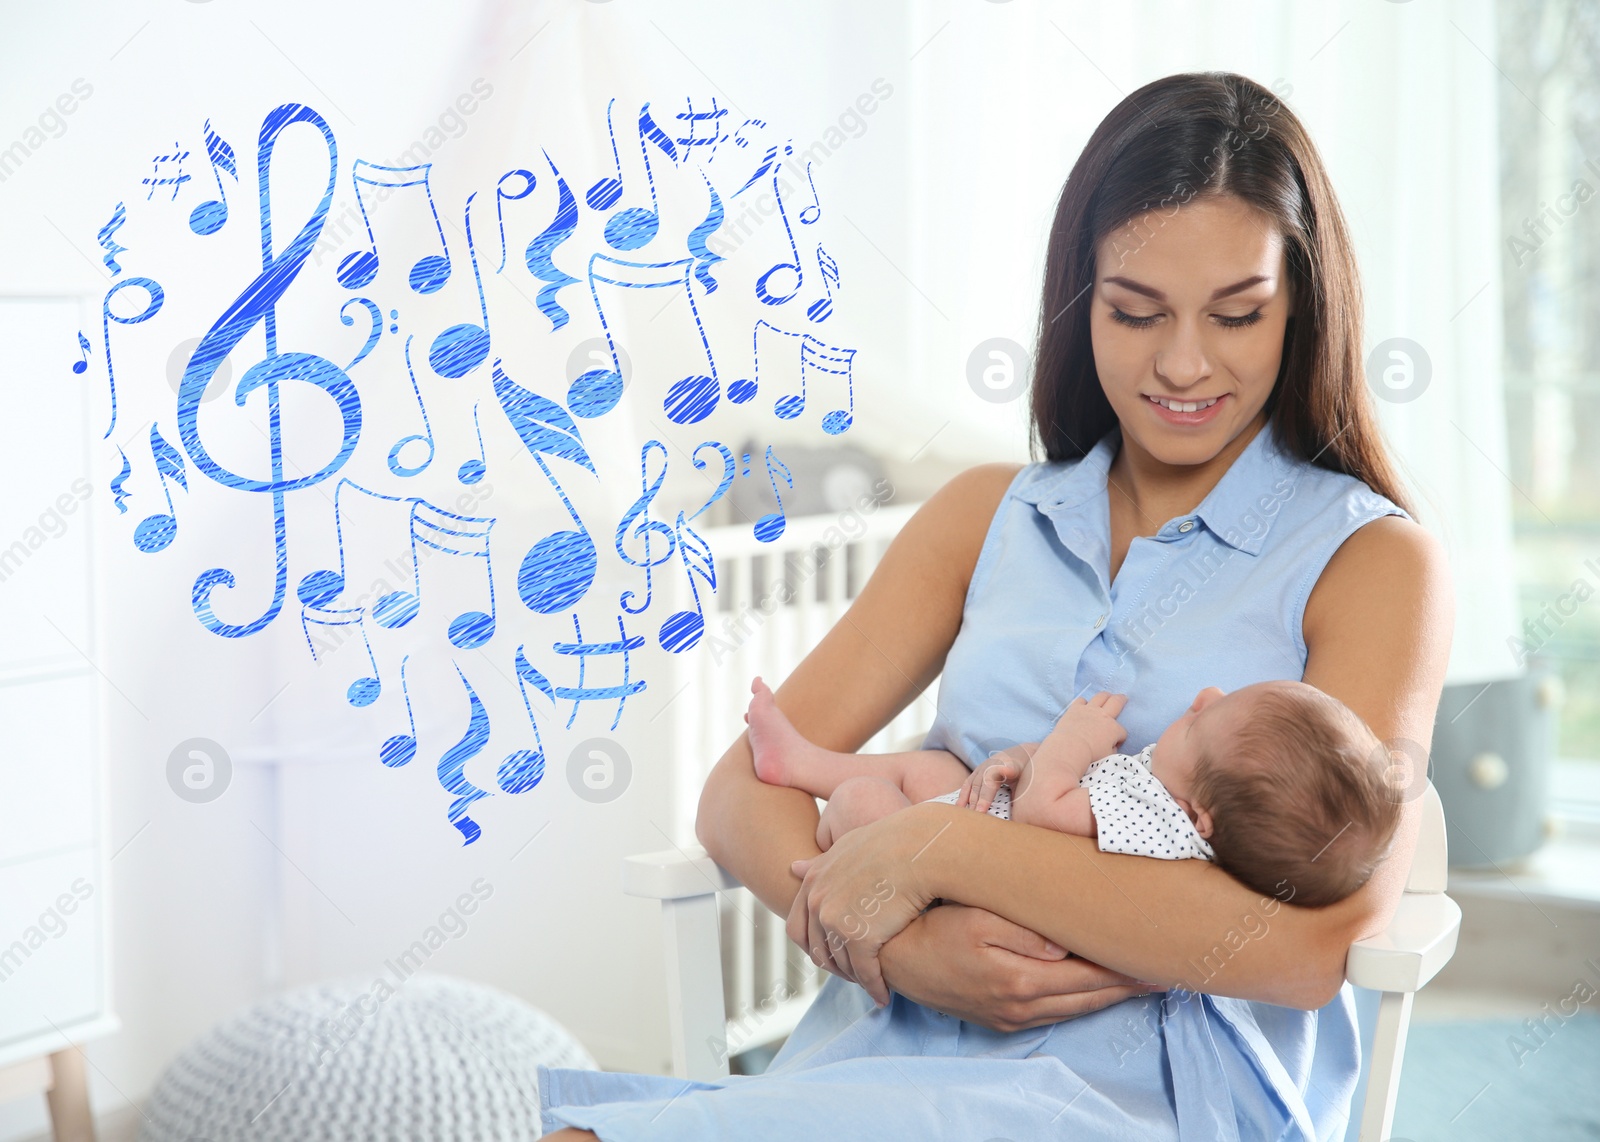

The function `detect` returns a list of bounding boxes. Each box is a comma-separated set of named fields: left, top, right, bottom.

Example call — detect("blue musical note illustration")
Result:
left=179, top=102, right=361, bottom=640
left=586, top=98, right=625, bottom=211
left=380, top=654, right=418, bottom=768
left=110, top=449, right=131, bottom=515
left=439, top=664, right=492, bottom=845
left=764, top=323, right=857, bottom=435
left=659, top=445, right=732, bottom=652
left=336, top=160, right=452, bottom=294
left=99, top=276, right=164, bottom=439
left=493, top=168, right=535, bottom=274
left=189, top=120, right=237, bottom=236
left=807, top=245, right=839, bottom=323
left=339, top=297, right=382, bottom=370
left=524, top=151, right=580, bottom=331
left=614, top=440, right=677, bottom=615
left=458, top=403, right=487, bottom=485
left=675, top=96, right=727, bottom=157
left=797, top=160, right=821, bottom=224
left=499, top=646, right=552, bottom=794
left=300, top=601, right=382, bottom=708
left=71, top=331, right=90, bottom=375
left=551, top=614, right=646, bottom=730
left=687, top=167, right=724, bottom=294
left=134, top=423, right=187, bottom=554
left=753, top=162, right=803, bottom=306
left=429, top=191, right=492, bottom=379
left=389, top=335, right=435, bottom=477
left=142, top=141, right=190, bottom=201
left=604, top=103, right=677, bottom=252
left=735, top=318, right=796, bottom=409
left=730, top=138, right=790, bottom=198
left=755, top=445, right=792, bottom=543
left=582, top=252, right=724, bottom=424
left=370, top=498, right=497, bottom=651
left=97, top=203, right=127, bottom=276
left=492, top=360, right=598, bottom=615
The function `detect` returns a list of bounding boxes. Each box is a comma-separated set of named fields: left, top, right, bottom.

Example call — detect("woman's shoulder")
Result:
left=892, top=462, right=1027, bottom=591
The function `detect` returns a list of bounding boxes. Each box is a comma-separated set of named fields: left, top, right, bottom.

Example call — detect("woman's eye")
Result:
left=1216, top=310, right=1266, bottom=329
left=1109, top=309, right=1159, bottom=329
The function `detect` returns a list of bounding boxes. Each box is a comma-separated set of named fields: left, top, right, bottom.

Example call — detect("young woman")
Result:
left=541, top=70, right=1453, bottom=1139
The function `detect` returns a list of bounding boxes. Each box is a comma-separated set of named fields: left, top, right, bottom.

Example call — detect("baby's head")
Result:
left=1151, top=680, right=1400, bottom=907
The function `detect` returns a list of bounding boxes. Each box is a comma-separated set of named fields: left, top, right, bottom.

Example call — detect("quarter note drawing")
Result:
left=371, top=499, right=498, bottom=651
left=806, top=245, right=840, bottom=323
left=380, top=654, right=418, bottom=767
left=97, top=203, right=127, bottom=275
left=438, top=665, right=493, bottom=845
left=524, top=151, right=580, bottom=331
left=492, top=360, right=598, bottom=615
left=500, top=646, right=553, bottom=794
left=797, top=160, right=821, bottom=224
left=188, top=120, right=237, bottom=236
left=458, top=403, right=487, bottom=485
left=603, top=102, right=678, bottom=252
left=614, top=440, right=676, bottom=615
left=134, top=423, right=187, bottom=554
left=586, top=98, right=625, bottom=211
left=100, top=275, right=165, bottom=438
left=142, top=141, right=190, bottom=201
left=71, top=331, right=90, bottom=375
left=340, top=296, right=383, bottom=371
left=550, top=614, right=646, bottom=730
left=429, top=191, right=492, bottom=379
left=389, top=335, right=435, bottom=478
left=660, top=445, right=732, bottom=653
left=494, top=168, right=535, bottom=273
left=300, top=601, right=383, bottom=708
left=754, top=445, right=792, bottom=543
left=584, top=252, right=724, bottom=424
left=336, top=159, right=453, bottom=294
left=180, top=102, right=361, bottom=640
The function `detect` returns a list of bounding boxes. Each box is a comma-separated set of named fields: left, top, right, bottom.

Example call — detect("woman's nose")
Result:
left=1154, top=321, right=1212, bottom=387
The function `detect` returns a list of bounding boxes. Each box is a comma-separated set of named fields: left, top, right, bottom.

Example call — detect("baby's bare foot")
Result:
left=747, top=677, right=804, bottom=787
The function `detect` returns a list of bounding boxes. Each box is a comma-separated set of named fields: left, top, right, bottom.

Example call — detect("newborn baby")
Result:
left=748, top=677, right=1400, bottom=907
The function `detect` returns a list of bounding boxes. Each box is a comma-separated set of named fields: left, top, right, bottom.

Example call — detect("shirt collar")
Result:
left=1016, top=419, right=1299, bottom=556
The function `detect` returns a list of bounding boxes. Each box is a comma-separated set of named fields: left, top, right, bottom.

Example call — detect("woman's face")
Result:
left=1089, top=194, right=1293, bottom=468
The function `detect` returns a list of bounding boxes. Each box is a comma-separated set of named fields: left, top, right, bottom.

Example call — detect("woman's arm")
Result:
left=693, top=463, right=1021, bottom=917
left=791, top=514, right=1454, bottom=1011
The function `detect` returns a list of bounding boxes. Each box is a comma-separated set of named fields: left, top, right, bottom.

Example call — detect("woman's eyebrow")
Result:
left=1101, top=274, right=1272, bottom=302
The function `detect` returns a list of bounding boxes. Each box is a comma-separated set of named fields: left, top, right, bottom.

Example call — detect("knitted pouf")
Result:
left=140, top=973, right=597, bottom=1141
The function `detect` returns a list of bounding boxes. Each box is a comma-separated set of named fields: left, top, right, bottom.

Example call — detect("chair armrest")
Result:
left=623, top=845, right=739, bottom=900
left=1345, top=891, right=1462, bottom=993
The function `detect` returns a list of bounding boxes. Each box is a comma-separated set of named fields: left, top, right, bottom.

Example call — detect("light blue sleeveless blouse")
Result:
left=538, top=419, right=1410, bottom=1141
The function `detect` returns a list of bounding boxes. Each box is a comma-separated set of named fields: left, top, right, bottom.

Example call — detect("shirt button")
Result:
left=1178, top=520, right=1194, bottom=533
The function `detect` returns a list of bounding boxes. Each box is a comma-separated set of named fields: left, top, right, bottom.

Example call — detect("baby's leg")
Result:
left=815, top=777, right=912, bottom=851
left=746, top=677, right=970, bottom=802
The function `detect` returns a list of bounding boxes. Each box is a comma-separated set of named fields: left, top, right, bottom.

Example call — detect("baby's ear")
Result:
left=1191, top=806, right=1215, bottom=840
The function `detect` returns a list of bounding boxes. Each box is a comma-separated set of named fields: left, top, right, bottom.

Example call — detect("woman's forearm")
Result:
left=904, top=800, right=1386, bottom=1010
left=695, top=732, right=820, bottom=918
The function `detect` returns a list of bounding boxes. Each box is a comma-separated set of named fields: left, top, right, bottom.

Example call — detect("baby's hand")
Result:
left=1051, top=692, right=1129, bottom=761
left=958, top=755, right=1023, bottom=814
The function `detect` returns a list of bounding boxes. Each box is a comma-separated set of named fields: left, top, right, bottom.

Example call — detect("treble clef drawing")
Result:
left=178, top=103, right=362, bottom=638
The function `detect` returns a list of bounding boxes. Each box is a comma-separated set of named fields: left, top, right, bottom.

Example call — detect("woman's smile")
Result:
left=1143, top=391, right=1228, bottom=426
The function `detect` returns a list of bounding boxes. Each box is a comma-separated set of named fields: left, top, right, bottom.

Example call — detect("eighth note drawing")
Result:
left=71, top=331, right=90, bottom=375
left=337, top=160, right=453, bottom=294
left=807, top=245, right=840, bottom=323
left=754, top=445, right=792, bottom=544
left=189, top=120, right=238, bottom=236
left=134, top=423, right=187, bottom=554
left=372, top=499, right=498, bottom=651
left=603, top=102, right=678, bottom=252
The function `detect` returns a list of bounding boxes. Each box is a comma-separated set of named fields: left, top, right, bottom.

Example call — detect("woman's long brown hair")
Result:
left=1029, top=71, right=1416, bottom=517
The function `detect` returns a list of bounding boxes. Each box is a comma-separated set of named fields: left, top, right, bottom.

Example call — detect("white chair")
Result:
left=624, top=782, right=1461, bottom=1142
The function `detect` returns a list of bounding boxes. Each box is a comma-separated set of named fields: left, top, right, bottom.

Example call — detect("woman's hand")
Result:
left=786, top=807, right=945, bottom=1005
left=879, top=903, right=1162, bottom=1032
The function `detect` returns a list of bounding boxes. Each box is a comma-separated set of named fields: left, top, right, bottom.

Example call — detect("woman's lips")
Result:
left=1145, top=392, right=1226, bottom=426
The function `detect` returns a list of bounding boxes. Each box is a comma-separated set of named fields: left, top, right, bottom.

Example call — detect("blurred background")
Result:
left=0, top=1, right=1595, bottom=1140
